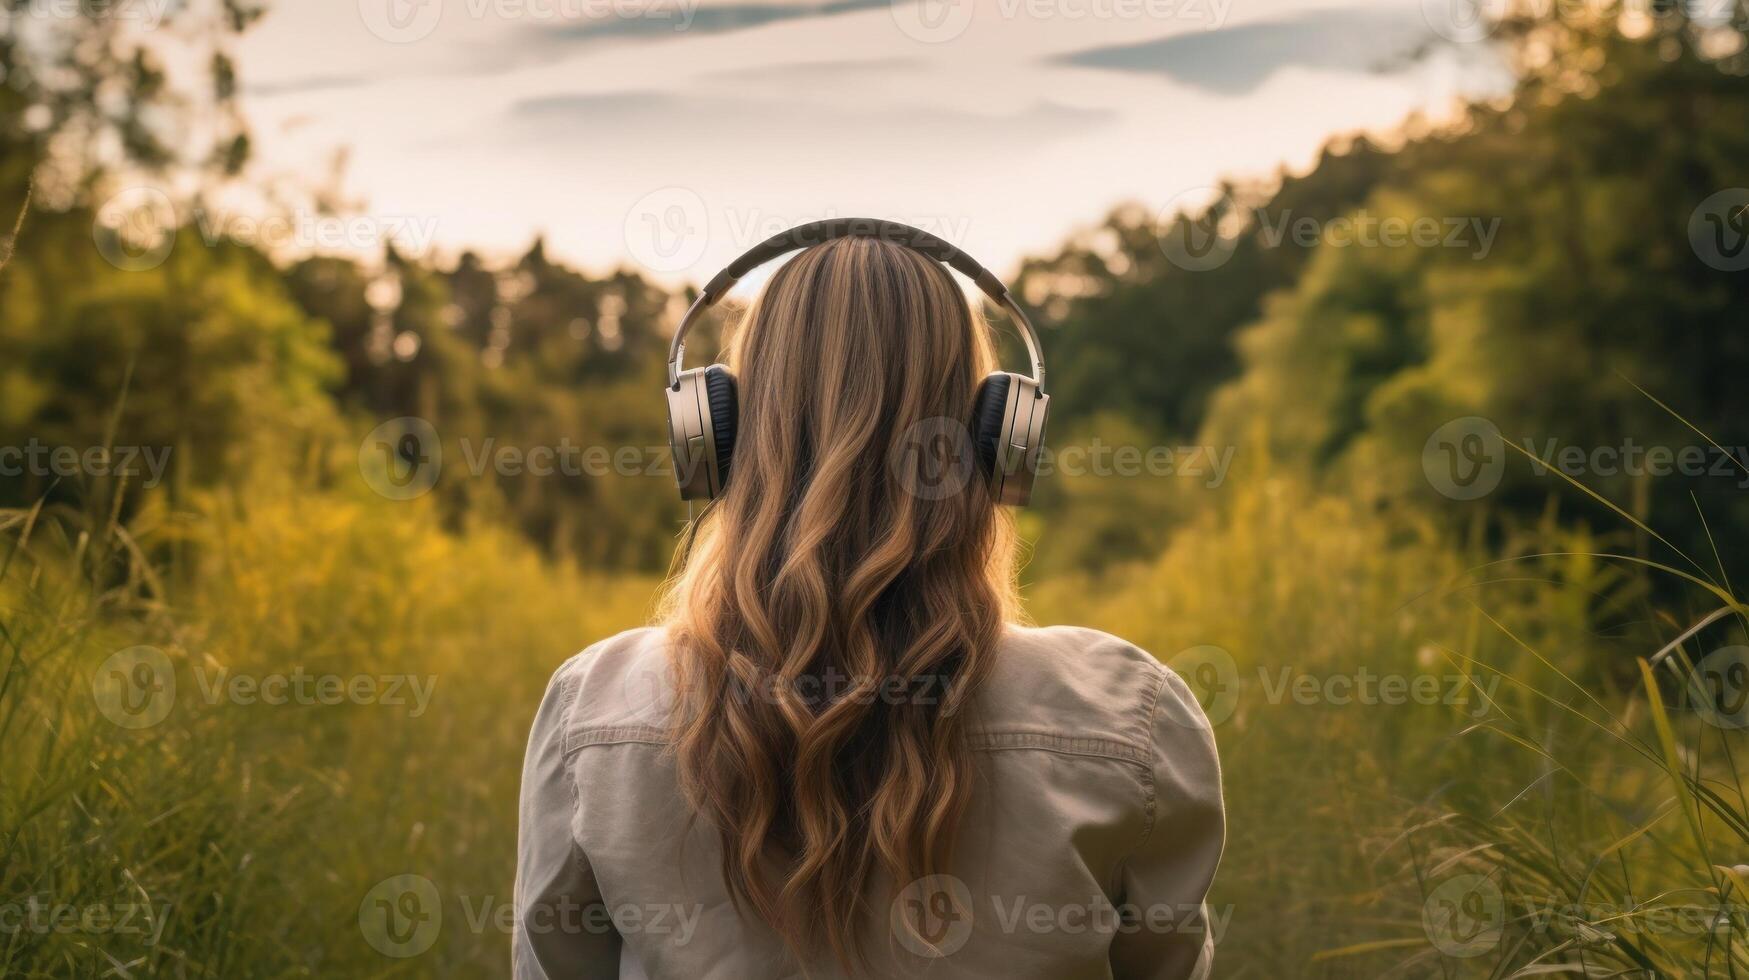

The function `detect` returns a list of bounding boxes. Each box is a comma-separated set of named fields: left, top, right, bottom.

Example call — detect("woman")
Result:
left=515, top=228, right=1224, bottom=979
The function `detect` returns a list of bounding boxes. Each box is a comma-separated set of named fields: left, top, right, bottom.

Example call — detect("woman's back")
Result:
left=515, top=623, right=1224, bottom=979
left=517, top=228, right=1224, bottom=977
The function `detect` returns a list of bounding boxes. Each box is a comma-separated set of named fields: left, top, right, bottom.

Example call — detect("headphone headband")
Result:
left=666, top=218, right=1046, bottom=389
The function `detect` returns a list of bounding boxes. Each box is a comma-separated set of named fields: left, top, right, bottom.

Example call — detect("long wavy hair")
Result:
left=657, top=235, right=1020, bottom=968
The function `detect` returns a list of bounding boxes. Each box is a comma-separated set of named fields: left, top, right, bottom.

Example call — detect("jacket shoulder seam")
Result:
left=1135, top=667, right=1168, bottom=849
left=967, top=729, right=1151, bottom=767
left=564, top=724, right=669, bottom=757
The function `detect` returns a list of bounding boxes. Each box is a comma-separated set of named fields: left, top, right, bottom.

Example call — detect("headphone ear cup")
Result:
left=970, top=373, right=1013, bottom=478
left=703, top=365, right=738, bottom=489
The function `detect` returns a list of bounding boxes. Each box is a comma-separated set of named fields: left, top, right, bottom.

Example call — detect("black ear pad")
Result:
left=703, top=365, right=738, bottom=489
left=970, top=373, right=1013, bottom=477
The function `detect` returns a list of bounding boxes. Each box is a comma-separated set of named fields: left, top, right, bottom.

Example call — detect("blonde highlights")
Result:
left=657, top=236, right=1019, bottom=967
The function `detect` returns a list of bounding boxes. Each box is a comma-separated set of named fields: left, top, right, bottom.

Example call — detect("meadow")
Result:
left=4, top=439, right=1747, bottom=976
left=5, top=7, right=1749, bottom=978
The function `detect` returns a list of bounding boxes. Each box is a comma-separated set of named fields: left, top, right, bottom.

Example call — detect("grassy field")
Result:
left=1, top=479, right=655, bottom=977
left=8, top=12, right=1748, bottom=974
left=1033, top=448, right=1749, bottom=977
left=3, top=449, right=1747, bottom=977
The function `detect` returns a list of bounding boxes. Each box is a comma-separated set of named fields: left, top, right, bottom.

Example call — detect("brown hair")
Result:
left=657, top=235, right=1019, bottom=968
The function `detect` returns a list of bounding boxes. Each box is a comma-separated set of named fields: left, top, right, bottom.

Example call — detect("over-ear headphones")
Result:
left=664, top=218, right=1050, bottom=506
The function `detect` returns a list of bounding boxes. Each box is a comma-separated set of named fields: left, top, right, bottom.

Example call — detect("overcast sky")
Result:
left=234, top=0, right=1507, bottom=287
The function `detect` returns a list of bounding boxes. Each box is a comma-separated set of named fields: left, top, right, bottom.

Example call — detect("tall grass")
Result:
left=0, top=480, right=654, bottom=976
left=4, top=444, right=1746, bottom=977
left=1033, top=450, right=1749, bottom=978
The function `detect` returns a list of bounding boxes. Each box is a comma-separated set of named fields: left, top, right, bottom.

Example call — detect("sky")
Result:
left=233, top=0, right=1509, bottom=288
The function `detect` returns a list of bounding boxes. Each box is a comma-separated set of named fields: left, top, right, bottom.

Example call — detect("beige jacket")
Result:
left=515, top=624, right=1225, bottom=979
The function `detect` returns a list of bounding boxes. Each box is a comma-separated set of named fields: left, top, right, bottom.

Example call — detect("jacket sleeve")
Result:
left=1108, top=665, right=1227, bottom=980
left=514, top=655, right=621, bottom=979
